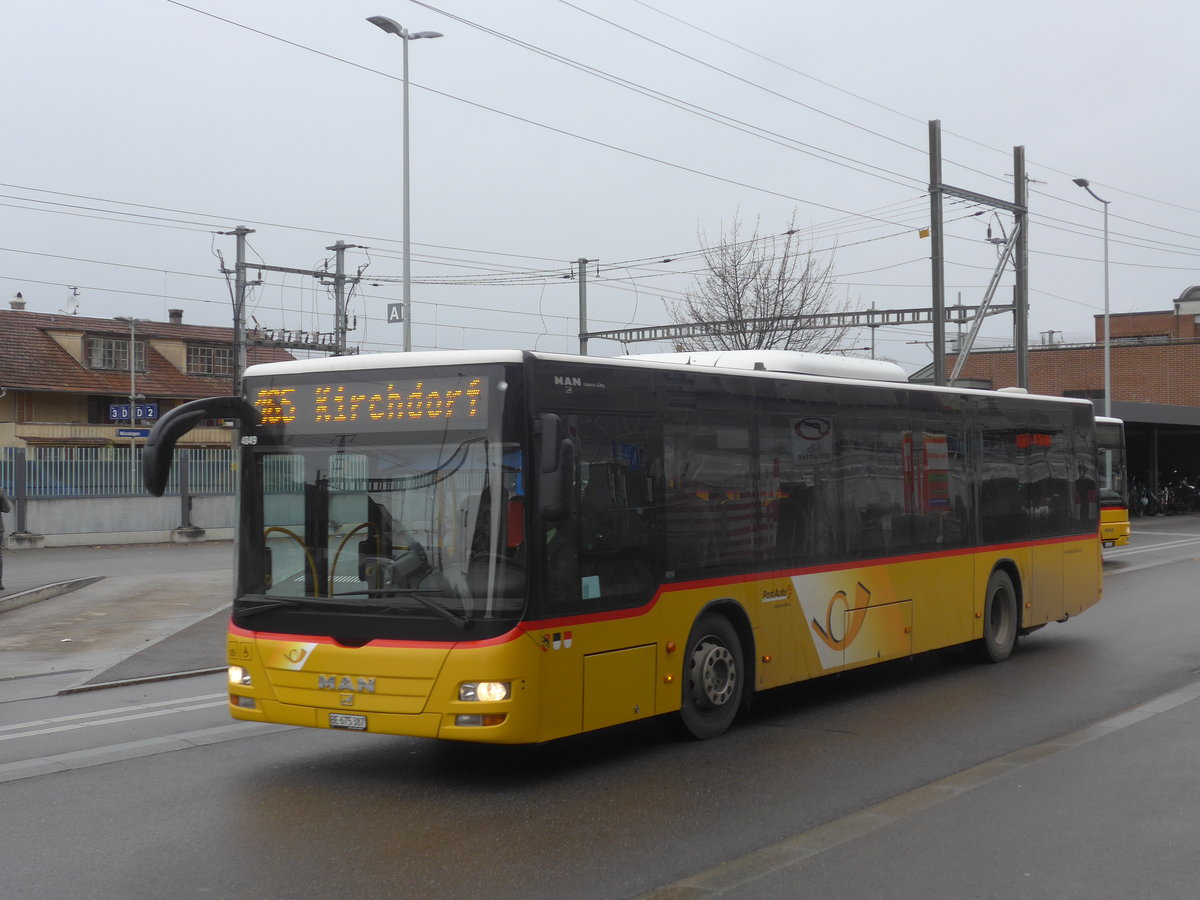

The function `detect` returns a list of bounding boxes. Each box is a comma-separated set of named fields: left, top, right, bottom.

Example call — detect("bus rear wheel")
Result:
left=977, top=570, right=1018, bottom=663
left=679, top=614, right=744, bottom=739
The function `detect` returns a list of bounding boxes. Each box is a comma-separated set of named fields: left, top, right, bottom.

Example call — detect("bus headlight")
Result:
left=229, top=666, right=253, bottom=687
left=459, top=681, right=510, bottom=702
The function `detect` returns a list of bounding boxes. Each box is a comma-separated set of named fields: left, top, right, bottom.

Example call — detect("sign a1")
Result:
left=109, top=403, right=159, bottom=422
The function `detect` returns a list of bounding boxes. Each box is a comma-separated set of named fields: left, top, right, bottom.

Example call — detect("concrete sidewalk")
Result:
left=0, top=542, right=233, bottom=701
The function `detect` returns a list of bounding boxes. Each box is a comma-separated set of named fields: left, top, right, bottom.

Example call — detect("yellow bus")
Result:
left=144, top=349, right=1103, bottom=742
left=1096, top=416, right=1131, bottom=547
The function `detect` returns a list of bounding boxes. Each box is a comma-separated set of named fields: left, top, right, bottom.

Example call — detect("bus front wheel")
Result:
left=679, top=613, right=744, bottom=739
left=978, top=570, right=1018, bottom=663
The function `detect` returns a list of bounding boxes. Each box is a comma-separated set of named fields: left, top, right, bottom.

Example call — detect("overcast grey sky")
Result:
left=3, top=0, right=1198, bottom=372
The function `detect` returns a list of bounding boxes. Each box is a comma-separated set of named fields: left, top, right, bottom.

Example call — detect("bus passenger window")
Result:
left=539, top=413, right=657, bottom=615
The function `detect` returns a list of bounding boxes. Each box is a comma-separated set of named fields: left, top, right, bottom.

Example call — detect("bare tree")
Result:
left=668, top=213, right=854, bottom=352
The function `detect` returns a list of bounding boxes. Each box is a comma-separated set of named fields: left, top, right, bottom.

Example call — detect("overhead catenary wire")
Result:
left=7, top=10, right=1183, bottom=290
left=7, top=1, right=1193, bottom=366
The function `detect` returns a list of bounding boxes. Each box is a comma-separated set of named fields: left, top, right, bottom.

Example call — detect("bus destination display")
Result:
left=252, top=375, right=487, bottom=432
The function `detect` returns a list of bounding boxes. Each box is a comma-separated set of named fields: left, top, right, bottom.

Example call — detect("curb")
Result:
left=0, top=576, right=105, bottom=615
left=58, top=666, right=227, bottom=695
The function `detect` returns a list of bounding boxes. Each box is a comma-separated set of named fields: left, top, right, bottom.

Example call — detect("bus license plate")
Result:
left=329, top=713, right=367, bottom=731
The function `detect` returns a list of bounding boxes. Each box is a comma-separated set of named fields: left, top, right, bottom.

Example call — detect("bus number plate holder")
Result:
left=329, top=713, right=367, bottom=731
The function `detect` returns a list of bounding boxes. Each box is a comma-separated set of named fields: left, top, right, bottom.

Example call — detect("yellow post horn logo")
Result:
left=812, top=583, right=871, bottom=651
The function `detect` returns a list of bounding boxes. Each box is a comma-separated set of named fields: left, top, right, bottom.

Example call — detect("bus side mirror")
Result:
left=143, top=396, right=258, bottom=496
left=537, top=413, right=575, bottom=522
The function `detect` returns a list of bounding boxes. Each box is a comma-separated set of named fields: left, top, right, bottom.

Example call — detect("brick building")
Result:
left=932, top=286, right=1200, bottom=483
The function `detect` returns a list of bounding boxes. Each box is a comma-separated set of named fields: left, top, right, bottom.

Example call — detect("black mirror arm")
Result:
left=143, top=396, right=258, bottom=496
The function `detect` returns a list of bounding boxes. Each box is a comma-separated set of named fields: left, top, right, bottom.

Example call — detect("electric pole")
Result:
left=577, top=258, right=591, bottom=356
left=220, top=225, right=255, bottom=396
left=326, top=240, right=360, bottom=356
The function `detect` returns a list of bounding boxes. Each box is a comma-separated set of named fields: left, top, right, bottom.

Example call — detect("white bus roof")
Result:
left=624, top=349, right=909, bottom=382
left=245, top=348, right=907, bottom=382
left=244, top=349, right=528, bottom=378
left=243, top=349, right=1091, bottom=410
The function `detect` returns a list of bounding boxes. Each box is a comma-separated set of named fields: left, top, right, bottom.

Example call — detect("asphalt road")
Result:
left=2, top=520, right=1200, bottom=899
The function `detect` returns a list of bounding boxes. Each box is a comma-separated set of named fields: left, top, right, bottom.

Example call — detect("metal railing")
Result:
left=0, top=446, right=236, bottom=498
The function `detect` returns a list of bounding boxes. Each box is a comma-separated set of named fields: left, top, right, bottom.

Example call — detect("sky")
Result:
left=4, top=0, right=1200, bottom=374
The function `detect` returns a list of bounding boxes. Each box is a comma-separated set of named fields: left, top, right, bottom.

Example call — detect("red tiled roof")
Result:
left=0, top=309, right=293, bottom=400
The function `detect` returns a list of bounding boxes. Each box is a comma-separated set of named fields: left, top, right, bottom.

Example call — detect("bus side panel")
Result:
left=1027, top=542, right=1066, bottom=625
left=582, top=644, right=657, bottom=732
left=754, top=580, right=806, bottom=687
left=1064, top=536, right=1103, bottom=617
left=1020, top=535, right=1101, bottom=626
left=899, top=552, right=976, bottom=655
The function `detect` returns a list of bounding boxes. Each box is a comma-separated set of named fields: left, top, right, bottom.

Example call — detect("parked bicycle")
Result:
left=1129, top=475, right=1157, bottom=517
left=1162, top=471, right=1200, bottom=514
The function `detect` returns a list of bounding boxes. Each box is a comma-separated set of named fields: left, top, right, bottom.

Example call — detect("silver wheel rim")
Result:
left=690, top=638, right=736, bottom=710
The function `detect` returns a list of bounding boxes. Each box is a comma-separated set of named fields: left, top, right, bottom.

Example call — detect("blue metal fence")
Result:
left=0, top=447, right=236, bottom=498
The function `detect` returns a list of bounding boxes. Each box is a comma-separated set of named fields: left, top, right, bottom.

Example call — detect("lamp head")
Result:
left=367, top=15, right=404, bottom=36
left=1072, top=178, right=1090, bottom=188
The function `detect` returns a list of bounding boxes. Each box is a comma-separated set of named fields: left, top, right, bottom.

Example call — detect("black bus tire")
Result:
left=977, top=569, right=1018, bottom=663
left=679, top=613, right=744, bottom=740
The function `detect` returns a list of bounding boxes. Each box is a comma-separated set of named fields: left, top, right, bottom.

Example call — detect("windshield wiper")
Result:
left=237, top=596, right=307, bottom=617
left=331, top=589, right=471, bottom=629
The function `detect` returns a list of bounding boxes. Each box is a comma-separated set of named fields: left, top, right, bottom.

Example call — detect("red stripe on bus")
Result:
left=521, top=532, right=1099, bottom=630
left=230, top=532, right=1098, bottom=645
left=228, top=621, right=524, bottom=650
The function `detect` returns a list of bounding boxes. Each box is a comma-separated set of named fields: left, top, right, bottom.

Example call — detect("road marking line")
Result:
left=1106, top=537, right=1200, bottom=556
left=0, top=701, right=226, bottom=742
left=0, top=722, right=292, bottom=784
left=0, top=693, right=225, bottom=734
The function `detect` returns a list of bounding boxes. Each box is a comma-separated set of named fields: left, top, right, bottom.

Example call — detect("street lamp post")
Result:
left=367, top=15, right=443, bottom=353
left=1073, top=178, right=1111, bottom=417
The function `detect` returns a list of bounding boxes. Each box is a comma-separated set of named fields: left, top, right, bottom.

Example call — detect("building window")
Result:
left=187, top=345, right=233, bottom=375
left=87, top=337, right=145, bottom=371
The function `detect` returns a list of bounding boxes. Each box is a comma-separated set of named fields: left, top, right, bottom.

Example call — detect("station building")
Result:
left=930, top=286, right=1200, bottom=488
left=0, top=299, right=292, bottom=451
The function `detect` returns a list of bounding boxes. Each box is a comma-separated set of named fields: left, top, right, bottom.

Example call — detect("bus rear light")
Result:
left=232, top=695, right=257, bottom=709
left=455, top=714, right=507, bottom=727
left=229, top=666, right=253, bottom=686
left=459, top=681, right=511, bottom=702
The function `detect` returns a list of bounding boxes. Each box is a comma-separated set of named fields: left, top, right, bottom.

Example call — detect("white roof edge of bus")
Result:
left=244, top=349, right=528, bottom=378
left=624, top=349, right=909, bottom=382
left=1096, top=415, right=1124, bottom=425
left=242, top=349, right=1093, bottom=409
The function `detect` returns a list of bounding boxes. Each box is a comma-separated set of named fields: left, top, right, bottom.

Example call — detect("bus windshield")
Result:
left=1096, top=418, right=1127, bottom=507
left=237, top=368, right=526, bottom=635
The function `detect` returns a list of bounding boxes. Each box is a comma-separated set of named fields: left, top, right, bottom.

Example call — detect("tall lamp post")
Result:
left=367, top=15, right=443, bottom=353
left=1072, top=178, right=1111, bottom=417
